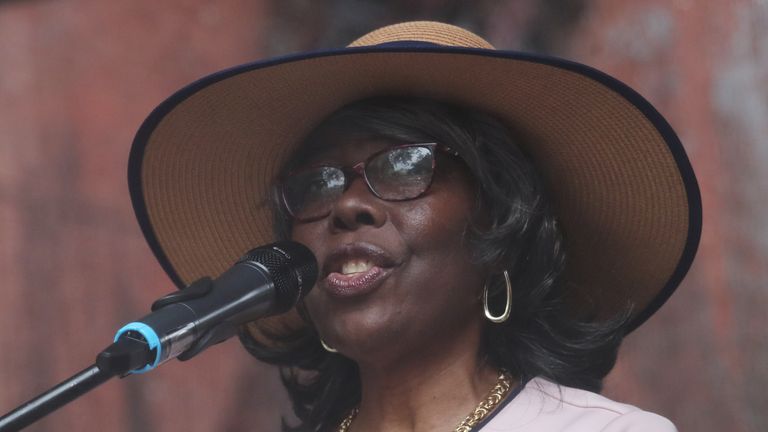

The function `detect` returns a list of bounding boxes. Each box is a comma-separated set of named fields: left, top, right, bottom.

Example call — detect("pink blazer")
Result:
left=480, top=377, right=677, bottom=431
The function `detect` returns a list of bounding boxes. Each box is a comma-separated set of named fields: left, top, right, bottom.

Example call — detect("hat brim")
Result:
left=129, top=44, right=701, bottom=332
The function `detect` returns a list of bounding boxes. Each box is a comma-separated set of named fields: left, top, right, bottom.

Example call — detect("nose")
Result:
left=329, top=176, right=387, bottom=231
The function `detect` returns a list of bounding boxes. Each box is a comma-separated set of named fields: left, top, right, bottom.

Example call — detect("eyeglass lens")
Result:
left=282, top=145, right=436, bottom=221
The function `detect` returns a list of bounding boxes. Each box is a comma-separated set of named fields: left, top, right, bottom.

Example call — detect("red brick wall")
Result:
left=0, top=1, right=288, bottom=431
left=574, top=2, right=768, bottom=431
left=1, top=1, right=765, bottom=431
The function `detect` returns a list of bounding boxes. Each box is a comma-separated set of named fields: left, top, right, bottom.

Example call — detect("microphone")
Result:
left=97, top=241, right=317, bottom=375
left=0, top=242, right=317, bottom=431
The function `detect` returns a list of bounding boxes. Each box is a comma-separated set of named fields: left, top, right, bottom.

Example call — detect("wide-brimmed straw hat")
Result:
left=128, top=21, right=701, bottom=333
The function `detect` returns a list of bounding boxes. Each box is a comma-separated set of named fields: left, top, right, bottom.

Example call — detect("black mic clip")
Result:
left=148, top=277, right=224, bottom=362
left=151, top=277, right=213, bottom=311
left=96, top=279, right=215, bottom=375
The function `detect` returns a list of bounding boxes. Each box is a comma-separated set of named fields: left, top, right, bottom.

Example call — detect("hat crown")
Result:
left=348, top=21, right=495, bottom=49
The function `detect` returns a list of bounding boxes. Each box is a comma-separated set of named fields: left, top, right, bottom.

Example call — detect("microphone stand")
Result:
left=0, top=335, right=153, bottom=431
left=0, top=365, right=113, bottom=431
left=0, top=277, right=215, bottom=431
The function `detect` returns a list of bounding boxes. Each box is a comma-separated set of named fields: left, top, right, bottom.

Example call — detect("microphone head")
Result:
left=237, top=241, right=318, bottom=312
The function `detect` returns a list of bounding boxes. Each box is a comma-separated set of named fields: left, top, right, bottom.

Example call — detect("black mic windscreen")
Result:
left=237, top=241, right=317, bottom=312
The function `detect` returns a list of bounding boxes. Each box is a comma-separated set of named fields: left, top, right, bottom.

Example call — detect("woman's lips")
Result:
left=323, top=266, right=392, bottom=297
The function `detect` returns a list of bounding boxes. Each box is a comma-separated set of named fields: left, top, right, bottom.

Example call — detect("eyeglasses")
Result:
left=279, top=143, right=458, bottom=222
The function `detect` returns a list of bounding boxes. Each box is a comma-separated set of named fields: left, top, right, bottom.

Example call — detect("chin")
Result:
left=319, top=306, right=405, bottom=358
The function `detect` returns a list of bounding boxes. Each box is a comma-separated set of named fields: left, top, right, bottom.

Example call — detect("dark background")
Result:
left=1, top=0, right=766, bottom=431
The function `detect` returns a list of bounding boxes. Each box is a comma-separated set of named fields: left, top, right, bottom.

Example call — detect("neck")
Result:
left=348, top=321, right=500, bottom=432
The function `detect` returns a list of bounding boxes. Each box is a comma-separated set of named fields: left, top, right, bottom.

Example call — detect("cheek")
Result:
left=394, top=192, right=483, bottom=293
left=289, top=221, right=324, bottom=256
left=395, top=187, right=476, bottom=252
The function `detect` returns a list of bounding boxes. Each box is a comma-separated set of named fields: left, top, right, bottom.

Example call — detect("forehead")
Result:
left=294, top=132, right=404, bottom=166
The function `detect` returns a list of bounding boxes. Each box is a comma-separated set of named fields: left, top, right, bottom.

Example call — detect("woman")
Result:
left=128, top=22, right=701, bottom=431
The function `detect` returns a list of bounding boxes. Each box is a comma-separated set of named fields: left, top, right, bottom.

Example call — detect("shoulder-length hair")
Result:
left=240, top=97, right=628, bottom=432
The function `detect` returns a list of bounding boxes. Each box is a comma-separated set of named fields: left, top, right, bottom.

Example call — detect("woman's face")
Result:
left=290, top=134, right=487, bottom=364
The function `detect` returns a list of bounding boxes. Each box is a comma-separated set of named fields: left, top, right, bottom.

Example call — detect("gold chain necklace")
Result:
left=336, top=370, right=512, bottom=432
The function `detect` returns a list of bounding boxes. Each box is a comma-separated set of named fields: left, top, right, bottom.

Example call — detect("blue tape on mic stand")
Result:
left=114, top=322, right=162, bottom=374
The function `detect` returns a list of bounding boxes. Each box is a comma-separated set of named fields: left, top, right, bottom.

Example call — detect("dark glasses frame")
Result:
left=279, top=142, right=459, bottom=221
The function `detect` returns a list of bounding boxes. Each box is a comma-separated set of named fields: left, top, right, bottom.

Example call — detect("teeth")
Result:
left=341, top=260, right=374, bottom=275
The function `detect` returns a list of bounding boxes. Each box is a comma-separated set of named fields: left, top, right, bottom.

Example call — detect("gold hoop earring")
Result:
left=320, top=338, right=338, bottom=353
left=483, top=270, right=512, bottom=323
